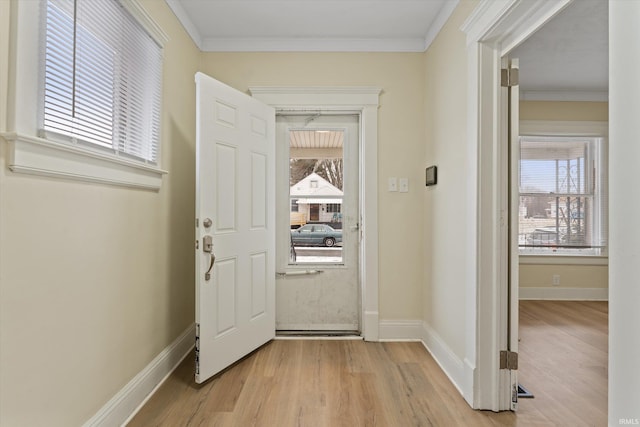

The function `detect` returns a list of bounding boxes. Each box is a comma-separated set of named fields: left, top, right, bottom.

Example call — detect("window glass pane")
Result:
left=43, top=0, right=162, bottom=163
left=519, top=195, right=593, bottom=248
left=520, top=139, right=590, bottom=194
left=289, top=129, right=344, bottom=264
left=519, top=136, right=606, bottom=255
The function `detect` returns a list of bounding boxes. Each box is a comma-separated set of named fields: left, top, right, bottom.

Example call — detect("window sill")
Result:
left=519, top=254, right=608, bottom=266
left=1, top=132, right=167, bottom=191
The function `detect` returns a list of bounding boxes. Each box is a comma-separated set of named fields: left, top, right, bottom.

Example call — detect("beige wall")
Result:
left=519, top=263, right=607, bottom=288
left=423, top=0, right=478, bottom=359
left=199, top=52, right=426, bottom=320
left=519, top=100, right=609, bottom=294
left=520, top=100, right=608, bottom=122
left=0, top=1, right=199, bottom=425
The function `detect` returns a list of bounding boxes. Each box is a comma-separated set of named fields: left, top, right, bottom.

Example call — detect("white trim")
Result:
left=461, top=0, right=575, bottom=412
left=364, top=310, right=380, bottom=341
left=520, top=120, right=608, bottom=137
left=165, top=2, right=457, bottom=53
left=519, top=255, right=608, bottom=266
left=120, top=0, right=169, bottom=47
left=424, top=0, right=460, bottom=51
left=519, top=287, right=608, bottom=301
left=83, top=324, right=196, bottom=427
left=462, top=0, right=572, bottom=54
left=7, top=0, right=167, bottom=191
left=201, top=37, right=428, bottom=53
left=461, top=0, right=515, bottom=46
left=521, top=90, right=608, bottom=102
left=421, top=322, right=465, bottom=395
left=165, top=0, right=202, bottom=48
left=2, top=133, right=167, bottom=191
left=249, top=86, right=381, bottom=342
left=377, top=320, right=466, bottom=397
left=378, top=320, right=423, bottom=341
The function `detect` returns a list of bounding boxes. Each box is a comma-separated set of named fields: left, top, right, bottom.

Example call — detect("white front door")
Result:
left=276, top=114, right=360, bottom=331
left=194, top=72, right=275, bottom=383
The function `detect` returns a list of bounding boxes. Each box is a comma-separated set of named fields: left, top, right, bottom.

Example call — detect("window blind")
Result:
left=43, top=0, right=162, bottom=164
left=518, top=136, right=607, bottom=253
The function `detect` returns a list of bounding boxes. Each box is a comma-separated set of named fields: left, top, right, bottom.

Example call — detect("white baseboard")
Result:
left=462, top=358, right=475, bottom=406
left=82, top=324, right=196, bottom=427
left=378, top=319, right=423, bottom=341
left=519, top=286, right=608, bottom=300
left=421, top=322, right=465, bottom=396
left=377, top=319, right=465, bottom=396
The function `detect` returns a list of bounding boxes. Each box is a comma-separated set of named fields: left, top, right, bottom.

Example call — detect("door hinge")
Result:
left=501, top=68, right=519, bottom=87
left=500, top=350, right=518, bottom=370
left=195, top=323, right=200, bottom=376
left=195, top=239, right=199, bottom=249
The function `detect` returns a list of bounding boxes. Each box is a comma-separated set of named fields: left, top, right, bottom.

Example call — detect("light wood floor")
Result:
left=516, top=300, right=608, bottom=426
left=129, top=301, right=607, bottom=427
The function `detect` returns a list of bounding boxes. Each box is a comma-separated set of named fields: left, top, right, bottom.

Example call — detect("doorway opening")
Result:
left=276, top=114, right=360, bottom=332
left=502, top=0, right=609, bottom=417
left=248, top=85, right=381, bottom=341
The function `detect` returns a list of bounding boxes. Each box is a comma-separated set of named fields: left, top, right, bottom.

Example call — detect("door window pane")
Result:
left=289, top=129, right=344, bottom=263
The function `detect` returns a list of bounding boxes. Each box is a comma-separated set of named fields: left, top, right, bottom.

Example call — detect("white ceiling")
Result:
left=165, top=0, right=459, bottom=52
left=511, top=0, right=608, bottom=101
left=165, top=0, right=608, bottom=99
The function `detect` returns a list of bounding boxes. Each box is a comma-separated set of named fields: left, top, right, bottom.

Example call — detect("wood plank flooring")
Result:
left=516, top=300, right=608, bottom=427
left=129, top=301, right=607, bottom=427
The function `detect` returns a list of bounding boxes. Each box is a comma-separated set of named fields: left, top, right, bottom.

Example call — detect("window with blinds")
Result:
left=519, top=136, right=608, bottom=255
left=42, top=0, right=163, bottom=164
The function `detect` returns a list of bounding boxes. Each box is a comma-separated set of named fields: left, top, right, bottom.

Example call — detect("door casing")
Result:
left=249, top=86, right=381, bottom=341
left=461, top=0, right=573, bottom=411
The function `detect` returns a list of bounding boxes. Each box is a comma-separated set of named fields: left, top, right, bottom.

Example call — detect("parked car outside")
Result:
left=526, top=227, right=562, bottom=246
left=290, top=224, right=342, bottom=247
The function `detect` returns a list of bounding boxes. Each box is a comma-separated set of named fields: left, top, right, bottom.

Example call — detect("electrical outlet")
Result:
left=552, top=274, right=561, bottom=286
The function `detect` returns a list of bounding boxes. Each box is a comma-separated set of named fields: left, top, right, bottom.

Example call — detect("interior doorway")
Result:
left=503, top=0, right=609, bottom=413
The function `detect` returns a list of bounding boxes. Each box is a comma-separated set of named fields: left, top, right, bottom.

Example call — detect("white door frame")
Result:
left=461, top=0, right=573, bottom=410
left=249, top=86, right=381, bottom=341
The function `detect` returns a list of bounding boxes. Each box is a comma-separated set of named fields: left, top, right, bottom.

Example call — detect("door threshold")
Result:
left=276, top=330, right=363, bottom=340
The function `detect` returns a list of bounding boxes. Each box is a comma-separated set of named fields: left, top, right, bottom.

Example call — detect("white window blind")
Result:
left=519, top=136, right=607, bottom=255
left=42, top=0, right=162, bottom=164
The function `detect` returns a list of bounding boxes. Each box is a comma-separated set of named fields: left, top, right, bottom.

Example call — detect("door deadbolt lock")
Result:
left=203, top=218, right=212, bottom=228
left=203, top=235, right=213, bottom=253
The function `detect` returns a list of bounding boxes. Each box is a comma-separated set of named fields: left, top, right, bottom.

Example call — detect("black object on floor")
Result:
left=518, top=384, right=534, bottom=398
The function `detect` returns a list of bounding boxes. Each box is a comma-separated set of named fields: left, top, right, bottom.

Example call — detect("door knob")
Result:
left=203, top=218, right=212, bottom=228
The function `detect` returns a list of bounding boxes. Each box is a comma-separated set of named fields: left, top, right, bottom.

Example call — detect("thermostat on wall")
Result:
left=425, top=165, right=437, bottom=186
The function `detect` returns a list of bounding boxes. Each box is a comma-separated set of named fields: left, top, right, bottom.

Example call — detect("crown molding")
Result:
left=165, top=0, right=202, bottom=48
left=424, top=0, right=459, bottom=51
left=165, top=0, right=458, bottom=53
left=200, top=37, right=427, bottom=53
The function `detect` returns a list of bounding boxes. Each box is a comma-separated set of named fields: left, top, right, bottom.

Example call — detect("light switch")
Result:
left=388, top=177, right=398, bottom=192
left=399, top=178, right=409, bottom=193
